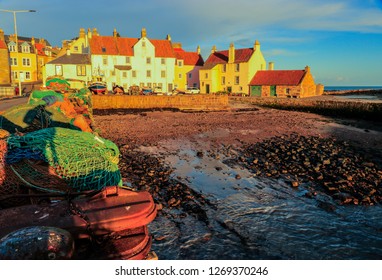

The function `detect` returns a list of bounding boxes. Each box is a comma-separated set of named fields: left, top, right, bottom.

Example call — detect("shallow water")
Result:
left=334, top=95, right=380, bottom=100
left=146, top=142, right=382, bottom=260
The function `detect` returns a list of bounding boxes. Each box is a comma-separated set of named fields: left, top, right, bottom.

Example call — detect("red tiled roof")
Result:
left=150, top=39, right=176, bottom=58
left=90, top=36, right=176, bottom=58
left=116, top=37, right=138, bottom=56
left=249, top=70, right=306, bottom=86
left=174, top=48, right=204, bottom=66
left=89, top=36, right=119, bottom=55
left=205, top=48, right=254, bottom=65
left=0, top=40, right=6, bottom=49
left=34, top=43, right=46, bottom=56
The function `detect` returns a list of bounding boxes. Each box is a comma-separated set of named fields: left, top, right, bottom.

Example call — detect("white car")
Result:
left=185, top=87, right=200, bottom=94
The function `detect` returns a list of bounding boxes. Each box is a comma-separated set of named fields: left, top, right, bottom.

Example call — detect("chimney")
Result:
left=268, top=62, right=274, bottom=70
left=113, top=28, right=118, bottom=37
left=166, top=34, right=171, bottom=41
left=141, top=27, right=147, bottom=38
left=79, top=28, right=86, bottom=39
left=0, top=29, right=5, bottom=42
left=66, top=49, right=71, bottom=56
left=87, top=28, right=92, bottom=39
left=211, top=45, right=217, bottom=54
left=228, top=42, right=235, bottom=63
left=305, top=65, right=310, bottom=73
left=92, top=28, right=98, bottom=36
left=172, top=42, right=182, bottom=49
left=197, top=45, right=201, bottom=55
left=254, top=40, right=260, bottom=51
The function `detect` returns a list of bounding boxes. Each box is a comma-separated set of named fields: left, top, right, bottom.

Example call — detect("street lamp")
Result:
left=0, top=9, right=36, bottom=95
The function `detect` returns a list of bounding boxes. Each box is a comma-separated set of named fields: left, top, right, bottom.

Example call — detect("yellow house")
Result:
left=173, top=42, right=204, bottom=91
left=200, top=41, right=266, bottom=94
left=5, top=34, right=38, bottom=87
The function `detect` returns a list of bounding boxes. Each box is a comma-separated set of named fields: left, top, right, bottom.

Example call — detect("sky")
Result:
left=1, top=0, right=382, bottom=86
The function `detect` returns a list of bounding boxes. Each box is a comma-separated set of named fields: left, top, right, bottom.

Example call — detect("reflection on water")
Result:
left=148, top=145, right=382, bottom=260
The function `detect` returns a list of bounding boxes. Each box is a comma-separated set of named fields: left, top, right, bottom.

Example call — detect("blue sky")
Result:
left=1, top=0, right=382, bottom=86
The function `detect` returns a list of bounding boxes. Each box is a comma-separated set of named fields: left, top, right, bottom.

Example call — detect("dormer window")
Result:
left=21, top=43, right=30, bottom=53
left=8, top=42, right=16, bottom=52
left=102, top=47, right=106, bottom=53
left=178, top=60, right=183, bottom=67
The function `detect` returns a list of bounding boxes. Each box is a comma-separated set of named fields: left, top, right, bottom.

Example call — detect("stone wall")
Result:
left=92, top=94, right=229, bottom=110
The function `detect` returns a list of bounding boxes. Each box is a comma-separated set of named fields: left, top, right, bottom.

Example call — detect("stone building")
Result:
left=249, top=65, right=324, bottom=98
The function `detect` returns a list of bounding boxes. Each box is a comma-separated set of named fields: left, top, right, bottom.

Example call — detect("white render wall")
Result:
left=91, top=37, right=175, bottom=92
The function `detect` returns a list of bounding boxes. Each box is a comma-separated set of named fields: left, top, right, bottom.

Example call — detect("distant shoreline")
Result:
left=323, top=88, right=382, bottom=96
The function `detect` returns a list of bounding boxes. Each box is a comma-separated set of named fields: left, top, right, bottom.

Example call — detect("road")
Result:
left=0, top=96, right=28, bottom=112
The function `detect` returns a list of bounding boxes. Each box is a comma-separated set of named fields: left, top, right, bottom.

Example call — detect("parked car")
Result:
left=142, top=87, right=153, bottom=95
left=153, top=86, right=164, bottom=95
left=185, top=87, right=200, bottom=94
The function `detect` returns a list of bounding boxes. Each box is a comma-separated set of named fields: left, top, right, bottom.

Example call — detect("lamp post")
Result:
left=0, top=9, right=36, bottom=95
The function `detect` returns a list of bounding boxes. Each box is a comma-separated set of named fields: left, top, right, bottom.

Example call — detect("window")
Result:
left=147, top=82, right=152, bottom=88
left=10, top=58, right=17, bottom=66
left=25, top=72, right=31, bottom=80
left=146, top=57, right=151, bottom=64
left=235, top=63, right=240, bottom=72
left=235, top=76, right=240, bottom=85
left=161, top=70, right=166, bottom=78
left=142, top=41, right=146, bottom=47
left=158, top=83, right=163, bottom=88
left=222, top=64, right=226, bottom=72
left=111, top=70, right=115, bottom=76
left=178, top=60, right=183, bottom=67
left=22, top=45, right=30, bottom=53
left=11, top=71, right=18, bottom=79
left=161, top=58, right=166, bottom=65
left=221, top=76, right=225, bottom=85
left=205, top=73, right=208, bottom=79
left=147, top=70, right=151, bottom=78
left=126, top=57, right=130, bottom=64
left=22, top=58, right=31, bottom=66
left=122, top=71, right=127, bottom=78
left=74, top=46, right=79, bottom=52
left=178, top=73, right=182, bottom=79
left=55, top=65, right=63, bottom=76
left=103, top=57, right=107, bottom=65
left=77, top=65, right=86, bottom=76
left=132, top=70, right=136, bottom=78
left=8, top=44, right=16, bottom=52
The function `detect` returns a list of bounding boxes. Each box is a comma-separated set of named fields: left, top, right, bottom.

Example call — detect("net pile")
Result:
left=4, top=127, right=122, bottom=193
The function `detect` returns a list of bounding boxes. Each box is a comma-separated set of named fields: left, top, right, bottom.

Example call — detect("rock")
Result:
left=215, top=166, right=223, bottom=171
left=291, top=181, right=299, bottom=188
left=0, top=226, right=74, bottom=260
left=196, top=151, right=204, bottom=158
left=235, top=174, right=241, bottom=180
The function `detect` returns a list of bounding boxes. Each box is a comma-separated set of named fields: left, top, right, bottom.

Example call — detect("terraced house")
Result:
left=0, top=29, right=11, bottom=85
left=2, top=32, right=55, bottom=87
left=173, top=42, right=204, bottom=91
left=88, top=28, right=177, bottom=92
left=199, top=41, right=266, bottom=94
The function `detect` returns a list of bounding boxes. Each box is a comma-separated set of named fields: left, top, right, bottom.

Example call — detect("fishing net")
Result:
left=3, top=127, right=122, bottom=195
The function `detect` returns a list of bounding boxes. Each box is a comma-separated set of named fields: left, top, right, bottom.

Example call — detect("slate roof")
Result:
left=89, top=36, right=176, bottom=58
left=204, top=48, right=254, bottom=66
left=4, top=35, right=51, bottom=46
left=174, top=48, right=204, bottom=66
left=249, top=70, right=306, bottom=86
left=47, top=53, right=91, bottom=65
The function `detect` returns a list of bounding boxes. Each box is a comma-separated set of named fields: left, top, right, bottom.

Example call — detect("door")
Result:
left=206, top=84, right=210, bottom=94
left=270, top=85, right=277, bottom=97
left=250, top=86, right=261, bottom=96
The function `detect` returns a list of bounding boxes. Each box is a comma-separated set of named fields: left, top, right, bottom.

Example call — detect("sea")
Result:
left=324, top=86, right=382, bottom=91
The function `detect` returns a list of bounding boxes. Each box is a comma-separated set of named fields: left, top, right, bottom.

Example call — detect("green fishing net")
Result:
left=5, top=127, right=122, bottom=192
